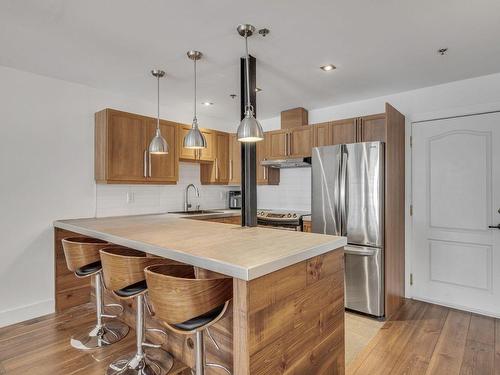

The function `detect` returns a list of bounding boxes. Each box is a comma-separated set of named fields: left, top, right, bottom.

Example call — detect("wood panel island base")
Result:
left=54, top=214, right=346, bottom=375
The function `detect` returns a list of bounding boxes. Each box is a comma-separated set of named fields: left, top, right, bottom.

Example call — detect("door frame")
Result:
left=408, top=103, right=500, bottom=317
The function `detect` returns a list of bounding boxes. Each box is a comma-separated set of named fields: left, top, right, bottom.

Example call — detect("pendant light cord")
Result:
left=245, top=33, right=252, bottom=112
left=194, top=58, right=197, bottom=123
left=156, top=74, right=160, bottom=130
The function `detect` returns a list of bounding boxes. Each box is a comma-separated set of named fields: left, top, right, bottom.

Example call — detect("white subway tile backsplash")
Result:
left=96, top=163, right=232, bottom=217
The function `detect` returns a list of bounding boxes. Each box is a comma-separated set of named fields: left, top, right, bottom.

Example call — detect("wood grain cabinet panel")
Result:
left=198, top=130, right=216, bottom=162
left=178, top=126, right=216, bottom=162
left=145, top=119, right=179, bottom=183
left=358, top=113, right=386, bottom=142
left=267, top=129, right=289, bottom=159
left=257, top=133, right=280, bottom=185
left=228, top=134, right=241, bottom=186
left=95, top=109, right=179, bottom=184
left=289, top=125, right=312, bottom=157
left=313, top=122, right=333, bottom=147
left=201, top=131, right=230, bottom=185
left=178, top=125, right=197, bottom=160
left=331, top=118, right=357, bottom=145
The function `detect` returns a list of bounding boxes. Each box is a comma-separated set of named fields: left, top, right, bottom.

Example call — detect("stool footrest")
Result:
left=206, top=363, right=231, bottom=374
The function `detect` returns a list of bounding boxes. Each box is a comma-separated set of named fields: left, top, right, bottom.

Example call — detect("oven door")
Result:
left=257, top=219, right=301, bottom=231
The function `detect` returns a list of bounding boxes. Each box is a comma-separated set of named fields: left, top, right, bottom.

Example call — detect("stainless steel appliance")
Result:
left=261, top=157, right=311, bottom=169
left=257, top=210, right=309, bottom=231
left=312, top=142, right=385, bottom=317
left=228, top=190, right=242, bottom=209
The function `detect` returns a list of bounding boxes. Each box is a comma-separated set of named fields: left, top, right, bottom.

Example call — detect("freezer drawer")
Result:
left=344, top=245, right=384, bottom=317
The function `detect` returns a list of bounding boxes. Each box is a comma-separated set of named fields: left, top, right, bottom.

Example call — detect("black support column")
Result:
left=240, top=55, right=257, bottom=227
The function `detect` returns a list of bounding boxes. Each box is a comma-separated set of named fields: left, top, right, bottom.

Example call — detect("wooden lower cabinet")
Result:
left=95, top=109, right=178, bottom=184
left=200, top=215, right=242, bottom=225
left=302, top=220, right=312, bottom=233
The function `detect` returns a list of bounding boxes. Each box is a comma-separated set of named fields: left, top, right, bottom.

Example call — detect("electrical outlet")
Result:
left=126, top=192, right=135, bottom=204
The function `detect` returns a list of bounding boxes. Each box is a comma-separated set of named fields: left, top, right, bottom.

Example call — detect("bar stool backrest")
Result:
left=145, top=264, right=233, bottom=326
left=62, top=237, right=109, bottom=272
left=100, top=247, right=169, bottom=291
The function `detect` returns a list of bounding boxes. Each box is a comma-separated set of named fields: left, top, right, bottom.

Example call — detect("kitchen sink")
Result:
left=168, top=210, right=223, bottom=215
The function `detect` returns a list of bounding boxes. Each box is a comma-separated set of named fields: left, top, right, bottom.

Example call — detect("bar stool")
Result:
left=144, top=264, right=233, bottom=375
left=100, top=247, right=176, bottom=375
left=62, top=237, right=129, bottom=350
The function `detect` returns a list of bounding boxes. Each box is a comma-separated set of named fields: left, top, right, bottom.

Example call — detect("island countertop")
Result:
left=54, top=213, right=346, bottom=280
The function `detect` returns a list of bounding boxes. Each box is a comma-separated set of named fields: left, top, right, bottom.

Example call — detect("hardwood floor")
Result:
left=1, top=299, right=498, bottom=374
left=347, top=299, right=500, bottom=375
left=0, top=304, right=188, bottom=375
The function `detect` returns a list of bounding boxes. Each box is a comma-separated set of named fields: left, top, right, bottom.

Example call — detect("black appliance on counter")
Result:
left=228, top=191, right=242, bottom=209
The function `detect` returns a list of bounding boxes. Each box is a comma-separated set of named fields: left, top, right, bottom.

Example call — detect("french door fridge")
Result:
left=312, top=142, right=385, bottom=317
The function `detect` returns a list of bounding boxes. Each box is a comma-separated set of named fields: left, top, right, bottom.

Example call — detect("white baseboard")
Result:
left=0, top=299, right=55, bottom=328
left=412, top=296, right=500, bottom=319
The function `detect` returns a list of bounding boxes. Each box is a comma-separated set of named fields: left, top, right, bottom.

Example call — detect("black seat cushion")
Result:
left=173, top=304, right=225, bottom=331
left=75, top=261, right=102, bottom=277
left=115, top=280, right=148, bottom=298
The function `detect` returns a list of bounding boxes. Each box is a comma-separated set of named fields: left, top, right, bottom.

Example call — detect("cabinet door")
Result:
left=258, top=133, right=280, bottom=185
left=178, top=125, right=197, bottom=160
left=331, top=118, right=357, bottom=145
left=215, top=132, right=229, bottom=182
left=198, top=130, right=216, bottom=161
left=145, top=120, right=178, bottom=183
left=267, top=130, right=289, bottom=159
left=228, top=134, right=241, bottom=185
left=313, top=122, right=333, bottom=147
left=289, top=126, right=312, bottom=157
left=358, top=114, right=386, bottom=142
left=107, top=111, right=147, bottom=182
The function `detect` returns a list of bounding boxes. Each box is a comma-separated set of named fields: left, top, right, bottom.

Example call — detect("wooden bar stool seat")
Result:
left=145, top=264, right=233, bottom=375
left=100, top=247, right=178, bottom=375
left=61, top=237, right=129, bottom=350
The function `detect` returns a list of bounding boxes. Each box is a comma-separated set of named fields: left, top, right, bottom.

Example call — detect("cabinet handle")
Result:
left=229, top=160, right=233, bottom=181
left=148, top=152, right=152, bottom=177
left=263, top=166, right=267, bottom=180
left=284, top=134, right=287, bottom=156
left=143, top=150, right=147, bottom=178
left=215, top=158, right=219, bottom=180
left=289, top=133, right=293, bottom=155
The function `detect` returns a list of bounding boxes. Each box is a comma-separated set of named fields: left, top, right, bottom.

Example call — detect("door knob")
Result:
left=488, top=224, right=500, bottom=229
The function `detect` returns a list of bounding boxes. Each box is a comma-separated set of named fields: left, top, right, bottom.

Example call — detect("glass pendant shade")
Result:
left=183, top=118, right=207, bottom=149
left=149, top=126, right=169, bottom=154
left=237, top=107, right=264, bottom=142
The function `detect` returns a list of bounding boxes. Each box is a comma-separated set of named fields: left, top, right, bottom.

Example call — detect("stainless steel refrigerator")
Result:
left=312, top=142, right=385, bottom=317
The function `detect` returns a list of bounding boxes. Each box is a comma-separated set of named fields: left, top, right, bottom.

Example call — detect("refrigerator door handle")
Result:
left=340, top=146, right=349, bottom=236
left=344, top=245, right=379, bottom=256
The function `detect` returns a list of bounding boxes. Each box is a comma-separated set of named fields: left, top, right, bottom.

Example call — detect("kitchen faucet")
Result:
left=184, top=184, right=200, bottom=212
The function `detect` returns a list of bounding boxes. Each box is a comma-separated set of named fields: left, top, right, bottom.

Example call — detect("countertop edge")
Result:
left=54, top=219, right=346, bottom=281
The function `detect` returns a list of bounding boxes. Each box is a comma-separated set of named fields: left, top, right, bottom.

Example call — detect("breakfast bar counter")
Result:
left=54, top=213, right=346, bottom=374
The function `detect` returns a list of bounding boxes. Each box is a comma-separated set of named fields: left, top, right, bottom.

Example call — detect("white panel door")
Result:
left=412, top=112, right=500, bottom=317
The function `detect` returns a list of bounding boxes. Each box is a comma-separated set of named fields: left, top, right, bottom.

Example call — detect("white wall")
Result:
left=0, top=65, right=233, bottom=327
left=258, top=71, right=500, bottom=299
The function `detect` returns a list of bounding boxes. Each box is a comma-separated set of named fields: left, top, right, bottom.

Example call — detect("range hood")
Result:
left=261, top=157, right=311, bottom=168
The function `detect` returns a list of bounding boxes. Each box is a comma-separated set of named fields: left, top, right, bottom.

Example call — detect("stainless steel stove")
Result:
left=257, top=209, right=310, bottom=231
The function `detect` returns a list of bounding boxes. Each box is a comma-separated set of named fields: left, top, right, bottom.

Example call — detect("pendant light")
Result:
left=183, top=51, right=207, bottom=149
left=236, top=24, right=264, bottom=143
left=148, top=69, right=169, bottom=154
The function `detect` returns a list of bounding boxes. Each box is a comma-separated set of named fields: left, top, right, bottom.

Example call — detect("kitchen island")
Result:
left=54, top=212, right=346, bottom=374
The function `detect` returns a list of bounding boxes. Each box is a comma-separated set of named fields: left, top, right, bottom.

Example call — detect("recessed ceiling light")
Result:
left=255, top=87, right=262, bottom=92
left=201, top=102, right=214, bottom=106
left=320, top=64, right=336, bottom=72
left=438, top=48, right=448, bottom=55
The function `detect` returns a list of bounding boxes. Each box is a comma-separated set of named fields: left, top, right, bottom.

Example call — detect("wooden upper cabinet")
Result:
left=358, top=113, right=386, bottom=142
left=198, top=130, right=216, bottom=162
left=95, top=109, right=178, bottom=184
left=289, top=126, right=312, bottom=157
left=281, top=107, right=308, bottom=129
left=313, top=122, right=333, bottom=147
left=178, top=125, right=197, bottom=160
left=268, top=130, right=288, bottom=159
left=228, top=134, right=241, bottom=186
left=145, top=119, right=178, bottom=183
left=200, top=131, right=229, bottom=185
left=331, top=118, right=357, bottom=145
left=267, top=126, right=312, bottom=159
left=257, top=133, right=279, bottom=185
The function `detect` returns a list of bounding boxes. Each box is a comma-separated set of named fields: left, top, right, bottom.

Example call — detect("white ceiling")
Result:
left=1, top=0, right=500, bottom=124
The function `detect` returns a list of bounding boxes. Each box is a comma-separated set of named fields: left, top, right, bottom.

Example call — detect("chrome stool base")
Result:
left=106, top=349, right=174, bottom=375
left=70, top=320, right=130, bottom=350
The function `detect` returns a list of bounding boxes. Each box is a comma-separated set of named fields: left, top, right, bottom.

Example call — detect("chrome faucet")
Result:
left=184, top=184, right=200, bottom=212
